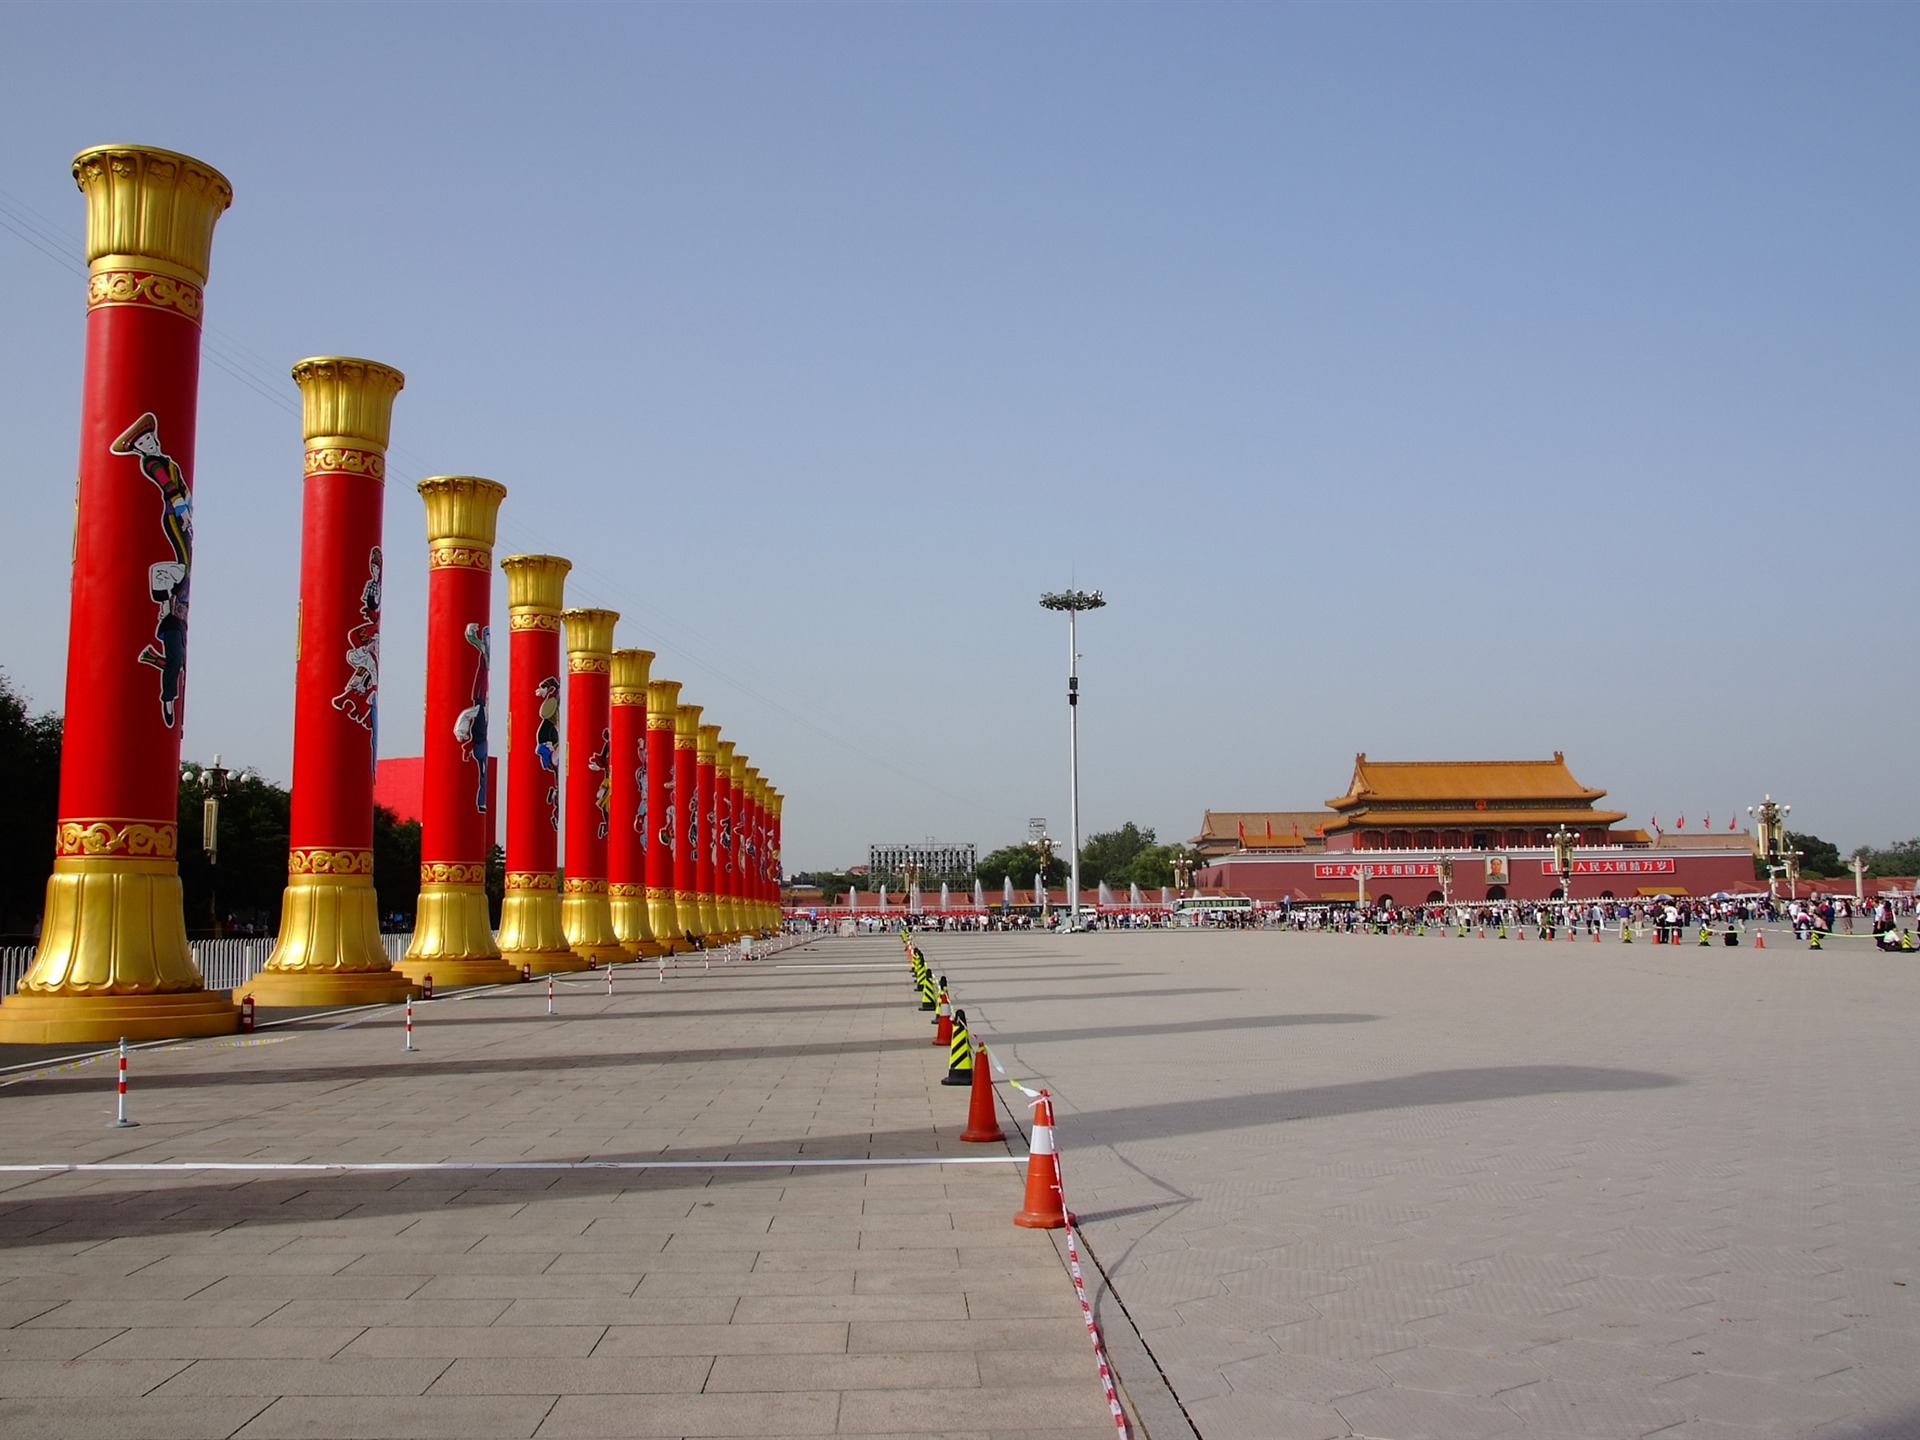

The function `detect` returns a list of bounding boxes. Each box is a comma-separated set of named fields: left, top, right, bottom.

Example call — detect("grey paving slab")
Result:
left=915, top=926, right=1920, bottom=1439
left=0, top=937, right=1120, bottom=1439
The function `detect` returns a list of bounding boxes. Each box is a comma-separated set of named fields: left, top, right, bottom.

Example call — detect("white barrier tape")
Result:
left=1065, top=1218, right=1131, bottom=1438
left=0, top=1156, right=1028, bottom=1175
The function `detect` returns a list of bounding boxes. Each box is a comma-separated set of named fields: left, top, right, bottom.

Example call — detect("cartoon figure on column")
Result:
left=332, top=546, right=382, bottom=745
left=453, top=622, right=490, bottom=812
left=658, top=765, right=675, bottom=856
left=591, top=727, right=610, bottom=839
left=633, top=741, right=648, bottom=851
left=534, top=675, right=561, bottom=826
left=113, top=413, right=192, bottom=727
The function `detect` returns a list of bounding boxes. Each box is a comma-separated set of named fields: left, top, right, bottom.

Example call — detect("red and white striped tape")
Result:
left=1064, top=1214, right=1128, bottom=1436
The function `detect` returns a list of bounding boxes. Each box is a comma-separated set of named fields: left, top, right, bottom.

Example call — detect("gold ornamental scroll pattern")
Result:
left=608, top=882, right=645, bottom=898
left=429, top=545, right=493, bottom=572
left=288, top=848, right=374, bottom=876
left=510, top=612, right=560, bottom=632
left=305, top=446, right=386, bottom=481
left=56, top=820, right=178, bottom=859
left=421, top=861, right=487, bottom=885
left=86, top=270, right=203, bottom=321
left=568, top=655, right=610, bottom=674
left=563, top=877, right=608, bottom=895
left=505, top=872, right=557, bottom=891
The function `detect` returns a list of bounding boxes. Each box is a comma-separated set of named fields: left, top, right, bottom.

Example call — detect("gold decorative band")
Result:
left=420, top=861, right=487, bottom=885
left=645, top=886, right=673, bottom=900
left=608, top=882, right=646, bottom=897
left=567, top=656, right=611, bottom=674
left=305, top=445, right=386, bottom=481
left=562, top=877, right=608, bottom=895
left=505, top=871, right=557, bottom=891
left=509, top=612, right=560, bottom=631
left=86, top=269, right=203, bottom=321
left=646, top=714, right=675, bottom=731
left=56, top=819, right=177, bottom=859
left=429, top=544, right=493, bottom=572
left=288, top=847, right=374, bottom=876
left=611, top=690, right=645, bottom=706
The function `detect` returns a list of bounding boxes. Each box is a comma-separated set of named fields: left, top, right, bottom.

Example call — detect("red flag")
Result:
left=1676, top=815, right=1686, bottom=830
left=1237, top=820, right=1246, bottom=843
left=1650, top=815, right=1661, bottom=832
left=1265, top=819, right=1273, bottom=840
left=1314, top=823, right=1325, bottom=837
left=1728, top=816, right=1737, bottom=831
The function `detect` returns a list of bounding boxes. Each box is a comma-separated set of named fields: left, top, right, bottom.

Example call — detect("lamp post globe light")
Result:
left=1039, top=588, right=1106, bottom=932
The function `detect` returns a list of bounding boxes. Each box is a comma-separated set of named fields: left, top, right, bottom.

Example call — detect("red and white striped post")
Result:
left=404, top=998, right=414, bottom=1052
left=546, top=975, right=555, bottom=1015
left=110, top=1036, right=137, bottom=1129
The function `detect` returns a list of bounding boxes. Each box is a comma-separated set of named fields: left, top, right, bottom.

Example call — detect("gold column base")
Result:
left=395, top=882, right=517, bottom=987
left=562, top=886, right=627, bottom=961
left=610, top=888, right=654, bottom=963
left=673, top=895, right=703, bottom=943
left=0, top=855, right=239, bottom=1043
left=646, top=889, right=686, bottom=952
left=499, top=887, right=589, bottom=973
left=249, top=873, right=412, bottom=1006
left=0, top=990, right=240, bottom=1044
left=238, top=969, right=415, bottom=1008
left=698, top=893, right=722, bottom=939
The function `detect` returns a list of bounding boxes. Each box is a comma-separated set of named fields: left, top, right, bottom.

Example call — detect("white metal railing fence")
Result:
left=0, top=936, right=416, bottom=998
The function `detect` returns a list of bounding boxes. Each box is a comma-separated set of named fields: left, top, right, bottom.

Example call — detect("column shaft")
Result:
left=608, top=647, right=655, bottom=956
left=561, top=608, right=621, bottom=960
left=672, top=704, right=702, bottom=941
left=398, top=477, right=513, bottom=984
left=696, top=724, right=722, bottom=938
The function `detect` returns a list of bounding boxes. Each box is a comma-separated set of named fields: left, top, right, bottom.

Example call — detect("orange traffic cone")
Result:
left=933, top=980, right=952, bottom=1047
left=959, top=1042, right=1006, bottom=1143
left=1754, top=931, right=1766, bottom=949
left=1014, top=1090, right=1067, bottom=1229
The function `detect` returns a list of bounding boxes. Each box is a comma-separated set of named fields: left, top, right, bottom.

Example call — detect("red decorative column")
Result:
left=696, top=723, right=723, bottom=938
left=396, top=477, right=515, bottom=986
left=644, top=680, right=683, bottom=952
left=743, top=767, right=766, bottom=932
left=608, top=647, right=656, bottom=959
left=713, top=739, right=737, bottom=939
left=0, top=146, right=239, bottom=1043
left=672, top=702, right=703, bottom=942
left=497, top=554, right=583, bottom=973
left=561, top=608, right=622, bottom=961
left=250, top=359, right=412, bottom=1006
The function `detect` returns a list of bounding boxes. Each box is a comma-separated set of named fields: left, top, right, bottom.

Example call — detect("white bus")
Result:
left=1172, top=895, right=1256, bottom=922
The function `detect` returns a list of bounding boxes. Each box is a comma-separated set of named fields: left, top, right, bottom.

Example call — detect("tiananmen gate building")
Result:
left=1193, top=753, right=1757, bottom=905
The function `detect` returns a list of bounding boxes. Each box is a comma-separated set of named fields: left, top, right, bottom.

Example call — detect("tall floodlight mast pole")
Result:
left=1040, top=588, right=1106, bottom=931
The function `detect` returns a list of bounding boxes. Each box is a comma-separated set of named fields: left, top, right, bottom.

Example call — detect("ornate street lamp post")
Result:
left=1747, top=796, right=1799, bottom=901
left=1549, top=824, right=1577, bottom=916
left=1436, top=853, right=1453, bottom=909
left=1039, top=588, right=1105, bottom=932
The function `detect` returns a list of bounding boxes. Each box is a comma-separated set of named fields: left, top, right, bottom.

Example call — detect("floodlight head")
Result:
left=1039, top=588, right=1107, bottom=612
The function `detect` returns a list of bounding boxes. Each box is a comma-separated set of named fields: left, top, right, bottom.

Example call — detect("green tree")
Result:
left=1125, top=843, right=1200, bottom=890
left=1786, top=831, right=1845, bottom=879
left=0, top=671, right=61, bottom=937
left=1078, top=823, right=1156, bottom=888
left=1851, top=838, right=1920, bottom=877
left=372, top=804, right=422, bottom=929
left=976, top=842, right=1066, bottom=888
left=178, top=764, right=292, bottom=934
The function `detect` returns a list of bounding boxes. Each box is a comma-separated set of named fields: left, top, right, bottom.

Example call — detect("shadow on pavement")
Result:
left=1064, top=1064, right=1681, bottom=1142
left=0, top=1063, right=1678, bottom=1249
left=983, top=1013, right=1379, bottom=1045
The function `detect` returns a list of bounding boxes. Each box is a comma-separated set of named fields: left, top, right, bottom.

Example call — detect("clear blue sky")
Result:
left=2, top=3, right=1914, bottom=868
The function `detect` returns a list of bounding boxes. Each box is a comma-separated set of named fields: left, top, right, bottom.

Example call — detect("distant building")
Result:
left=868, top=840, right=977, bottom=878
left=1195, top=753, right=1756, bottom=904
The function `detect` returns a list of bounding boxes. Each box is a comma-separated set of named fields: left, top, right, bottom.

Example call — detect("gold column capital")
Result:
left=292, top=358, right=405, bottom=450
left=675, top=702, right=702, bottom=747
left=562, top=607, right=619, bottom=659
left=418, top=476, right=506, bottom=547
left=501, top=553, right=571, bottom=613
left=73, top=145, right=232, bottom=284
left=611, top=647, right=654, bottom=703
left=717, top=739, right=737, bottom=772
left=730, top=754, right=749, bottom=786
left=696, top=723, right=721, bottom=762
left=647, top=679, right=682, bottom=729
